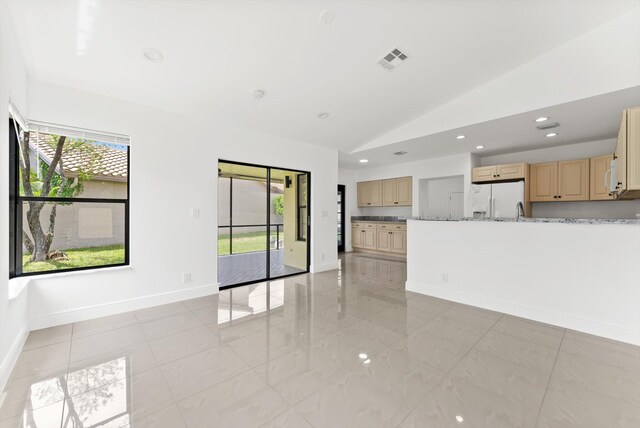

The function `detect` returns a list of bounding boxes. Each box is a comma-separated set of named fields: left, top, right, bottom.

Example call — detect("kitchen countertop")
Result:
left=351, top=216, right=407, bottom=223
left=409, top=216, right=640, bottom=225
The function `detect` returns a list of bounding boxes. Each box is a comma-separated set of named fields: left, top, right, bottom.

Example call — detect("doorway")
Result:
left=217, top=160, right=310, bottom=289
left=337, top=185, right=345, bottom=252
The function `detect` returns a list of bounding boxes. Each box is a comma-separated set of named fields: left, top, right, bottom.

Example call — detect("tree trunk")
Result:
left=44, top=203, right=58, bottom=256
left=26, top=201, right=47, bottom=262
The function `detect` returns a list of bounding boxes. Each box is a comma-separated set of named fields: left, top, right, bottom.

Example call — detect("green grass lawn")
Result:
left=218, top=231, right=284, bottom=256
left=22, top=244, right=125, bottom=273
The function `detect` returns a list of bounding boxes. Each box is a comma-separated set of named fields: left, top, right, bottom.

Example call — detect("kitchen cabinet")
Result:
left=590, top=154, right=615, bottom=200
left=529, top=162, right=558, bottom=202
left=558, top=159, right=589, bottom=201
left=615, top=107, right=640, bottom=199
left=376, top=229, right=391, bottom=251
left=472, top=163, right=526, bottom=183
left=530, top=160, right=589, bottom=202
left=351, top=222, right=406, bottom=255
left=390, top=230, right=407, bottom=254
left=358, top=176, right=411, bottom=207
left=357, top=180, right=383, bottom=207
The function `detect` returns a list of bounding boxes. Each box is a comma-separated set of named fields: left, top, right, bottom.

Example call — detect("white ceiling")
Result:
left=339, top=86, right=640, bottom=168
left=7, top=0, right=638, bottom=155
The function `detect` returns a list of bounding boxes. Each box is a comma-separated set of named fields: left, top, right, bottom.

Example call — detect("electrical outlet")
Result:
left=183, top=272, right=192, bottom=283
left=322, top=253, right=325, bottom=261
left=441, top=273, right=448, bottom=283
left=191, top=208, right=200, bottom=218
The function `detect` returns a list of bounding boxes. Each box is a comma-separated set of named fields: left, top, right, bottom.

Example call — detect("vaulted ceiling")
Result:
left=7, top=0, right=640, bottom=161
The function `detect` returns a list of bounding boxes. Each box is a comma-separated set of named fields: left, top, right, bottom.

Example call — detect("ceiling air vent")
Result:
left=377, top=48, right=408, bottom=71
left=536, top=122, right=560, bottom=131
left=393, top=151, right=408, bottom=156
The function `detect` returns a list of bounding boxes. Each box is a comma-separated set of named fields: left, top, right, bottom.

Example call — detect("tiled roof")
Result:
left=30, top=132, right=128, bottom=182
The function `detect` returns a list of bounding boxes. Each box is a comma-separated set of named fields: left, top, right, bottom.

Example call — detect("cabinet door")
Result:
left=558, top=159, right=589, bottom=201
left=615, top=110, right=627, bottom=194
left=590, top=155, right=614, bottom=200
left=472, top=166, right=497, bottom=182
left=382, top=179, right=397, bottom=206
left=352, top=227, right=363, bottom=248
left=529, top=162, right=558, bottom=202
left=363, top=229, right=377, bottom=249
left=390, top=230, right=407, bottom=254
left=497, top=163, right=526, bottom=180
left=369, top=180, right=383, bottom=206
left=357, top=181, right=370, bottom=207
left=627, top=107, right=640, bottom=191
left=376, top=230, right=391, bottom=251
left=396, top=177, right=412, bottom=205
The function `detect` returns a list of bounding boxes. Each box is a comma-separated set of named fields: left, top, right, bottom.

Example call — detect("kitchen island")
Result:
left=406, top=217, right=640, bottom=345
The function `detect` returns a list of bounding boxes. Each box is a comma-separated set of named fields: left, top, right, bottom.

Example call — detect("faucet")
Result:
left=516, top=201, right=525, bottom=220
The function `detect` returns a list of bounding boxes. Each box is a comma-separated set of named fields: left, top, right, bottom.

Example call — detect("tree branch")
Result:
left=19, top=131, right=33, bottom=196
left=41, top=135, right=66, bottom=197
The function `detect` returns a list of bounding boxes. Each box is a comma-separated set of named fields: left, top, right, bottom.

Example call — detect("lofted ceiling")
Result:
left=7, top=0, right=639, bottom=157
left=339, top=86, right=640, bottom=169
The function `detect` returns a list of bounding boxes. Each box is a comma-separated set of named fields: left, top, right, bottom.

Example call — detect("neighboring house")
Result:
left=218, top=177, right=284, bottom=236
left=22, top=133, right=128, bottom=252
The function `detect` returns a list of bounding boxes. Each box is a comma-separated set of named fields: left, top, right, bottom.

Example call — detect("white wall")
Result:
left=419, top=175, right=464, bottom=218
left=0, top=0, right=30, bottom=391
left=23, top=80, right=338, bottom=331
left=339, top=153, right=473, bottom=249
left=480, top=139, right=640, bottom=219
left=406, top=220, right=640, bottom=345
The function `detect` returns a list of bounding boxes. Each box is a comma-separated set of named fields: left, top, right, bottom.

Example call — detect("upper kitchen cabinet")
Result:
left=358, top=176, right=412, bottom=207
left=590, top=154, right=615, bottom=200
left=614, top=107, right=640, bottom=199
left=357, top=180, right=383, bottom=207
left=472, top=163, right=526, bottom=183
left=529, top=162, right=558, bottom=202
left=558, top=159, right=589, bottom=201
left=530, top=159, right=589, bottom=202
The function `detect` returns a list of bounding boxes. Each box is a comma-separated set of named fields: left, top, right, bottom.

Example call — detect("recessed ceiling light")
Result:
left=475, top=145, right=484, bottom=149
left=358, top=353, right=368, bottom=359
left=142, top=47, right=164, bottom=63
left=456, top=415, right=464, bottom=423
left=359, top=159, right=369, bottom=163
left=317, top=112, right=330, bottom=119
left=456, top=135, right=466, bottom=140
left=363, top=359, right=371, bottom=364
left=535, top=116, right=549, bottom=122
left=319, top=10, right=335, bottom=24
left=253, top=90, right=266, bottom=99
left=546, top=132, right=558, bottom=137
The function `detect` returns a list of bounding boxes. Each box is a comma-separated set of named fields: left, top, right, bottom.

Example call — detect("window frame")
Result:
left=296, top=173, right=308, bottom=242
left=9, top=119, right=130, bottom=278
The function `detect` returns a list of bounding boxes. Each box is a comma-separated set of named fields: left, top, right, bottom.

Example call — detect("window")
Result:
left=9, top=118, right=130, bottom=277
left=296, top=173, right=308, bottom=241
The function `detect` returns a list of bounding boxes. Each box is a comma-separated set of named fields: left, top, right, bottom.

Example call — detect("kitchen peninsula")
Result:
left=405, top=217, right=640, bottom=345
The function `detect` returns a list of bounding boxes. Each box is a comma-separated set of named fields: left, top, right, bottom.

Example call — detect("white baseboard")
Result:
left=310, top=261, right=340, bottom=273
left=0, top=325, right=29, bottom=393
left=406, top=280, right=640, bottom=346
left=30, top=284, right=219, bottom=331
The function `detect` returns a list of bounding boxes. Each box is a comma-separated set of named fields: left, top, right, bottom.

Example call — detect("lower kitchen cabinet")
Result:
left=352, top=222, right=406, bottom=255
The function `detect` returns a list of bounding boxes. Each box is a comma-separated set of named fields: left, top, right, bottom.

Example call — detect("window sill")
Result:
left=8, top=265, right=132, bottom=301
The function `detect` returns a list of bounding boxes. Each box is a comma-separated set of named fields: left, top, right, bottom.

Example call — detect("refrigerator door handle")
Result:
left=487, top=196, right=492, bottom=217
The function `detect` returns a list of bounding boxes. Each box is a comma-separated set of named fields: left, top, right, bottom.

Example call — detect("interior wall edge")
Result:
left=406, top=280, right=640, bottom=346
left=310, top=261, right=340, bottom=274
left=0, top=324, right=29, bottom=394
left=29, top=283, right=218, bottom=331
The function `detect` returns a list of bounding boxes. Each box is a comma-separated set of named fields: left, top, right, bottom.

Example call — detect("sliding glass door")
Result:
left=218, top=161, right=310, bottom=288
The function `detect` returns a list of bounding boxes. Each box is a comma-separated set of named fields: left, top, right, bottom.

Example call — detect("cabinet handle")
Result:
left=558, top=196, right=562, bottom=199
left=394, top=202, right=398, bottom=204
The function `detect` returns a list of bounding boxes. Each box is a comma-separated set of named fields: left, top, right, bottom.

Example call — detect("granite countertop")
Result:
left=351, top=216, right=407, bottom=223
left=409, top=216, right=640, bottom=225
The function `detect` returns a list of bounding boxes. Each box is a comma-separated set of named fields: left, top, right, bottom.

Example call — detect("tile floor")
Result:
left=1, top=253, right=639, bottom=427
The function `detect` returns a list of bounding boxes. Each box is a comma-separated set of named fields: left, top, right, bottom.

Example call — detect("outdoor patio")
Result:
left=218, top=249, right=306, bottom=287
